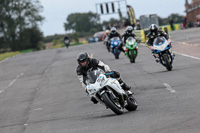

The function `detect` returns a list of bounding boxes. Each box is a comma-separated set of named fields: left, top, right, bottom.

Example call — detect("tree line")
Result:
left=0, top=0, right=184, bottom=52
left=0, top=0, right=44, bottom=52
left=63, top=12, right=184, bottom=39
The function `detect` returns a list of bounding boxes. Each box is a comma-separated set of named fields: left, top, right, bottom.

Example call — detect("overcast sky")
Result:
left=39, top=0, right=187, bottom=36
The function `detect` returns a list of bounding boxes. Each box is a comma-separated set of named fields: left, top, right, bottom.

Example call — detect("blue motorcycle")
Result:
left=152, top=36, right=174, bottom=71
left=110, top=37, right=121, bottom=59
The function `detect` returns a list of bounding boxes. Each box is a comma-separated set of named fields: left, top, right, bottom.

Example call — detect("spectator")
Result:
left=182, top=16, right=187, bottom=29
left=136, top=21, right=141, bottom=30
left=169, top=17, right=174, bottom=31
left=106, top=24, right=111, bottom=30
left=122, top=19, right=131, bottom=27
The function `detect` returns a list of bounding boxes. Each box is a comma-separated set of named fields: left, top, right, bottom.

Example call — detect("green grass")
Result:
left=70, top=42, right=83, bottom=46
left=50, top=44, right=64, bottom=49
left=20, top=49, right=34, bottom=53
left=0, top=52, right=20, bottom=61
left=0, top=41, right=87, bottom=62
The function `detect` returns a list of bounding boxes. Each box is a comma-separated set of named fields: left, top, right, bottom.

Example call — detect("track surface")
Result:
left=0, top=28, right=200, bottom=133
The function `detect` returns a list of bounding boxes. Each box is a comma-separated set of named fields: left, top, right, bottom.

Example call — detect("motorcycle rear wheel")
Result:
left=125, top=96, right=138, bottom=111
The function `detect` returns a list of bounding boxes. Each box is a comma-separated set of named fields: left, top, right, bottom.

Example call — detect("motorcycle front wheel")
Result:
left=115, top=48, right=119, bottom=59
left=102, top=92, right=124, bottom=115
left=130, top=50, right=135, bottom=63
left=162, top=54, right=172, bottom=71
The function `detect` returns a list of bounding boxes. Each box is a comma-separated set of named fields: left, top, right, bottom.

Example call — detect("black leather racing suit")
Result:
left=146, top=30, right=169, bottom=48
left=107, top=32, right=125, bottom=52
left=107, top=32, right=121, bottom=40
left=76, top=59, right=111, bottom=88
left=76, top=58, right=130, bottom=90
left=122, top=31, right=138, bottom=44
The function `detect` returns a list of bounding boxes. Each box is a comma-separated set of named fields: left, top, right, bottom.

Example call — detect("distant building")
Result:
left=185, top=0, right=200, bottom=26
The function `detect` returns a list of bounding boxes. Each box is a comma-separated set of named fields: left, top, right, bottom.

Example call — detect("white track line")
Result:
left=0, top=58, right=9, bottom=64
left=163, top=83, right=176, bottom=93
left=34, top=108, right=43, bottom=111
left=174, top=51, right=200, bottom=60
left=0, top=73, right=24, bottom=93
left=42, top=66, right=50, bottom=80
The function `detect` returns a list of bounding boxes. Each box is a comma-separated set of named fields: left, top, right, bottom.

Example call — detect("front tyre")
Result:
left=125, top=96, right=138, bottom=111
left=130, top=50, right=135, bottom=63
left=162, top=54, right=172, bottom=71
left=115, top=48, right=119, bottom=59
left=102, top=92, right=123, bottom=115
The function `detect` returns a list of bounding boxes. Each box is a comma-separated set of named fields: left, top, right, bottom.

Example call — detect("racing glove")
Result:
left=149, top=46, right=153, bottom=51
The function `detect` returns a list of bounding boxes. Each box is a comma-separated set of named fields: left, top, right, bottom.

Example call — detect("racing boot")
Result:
left=171, top=51, right=175, bottom=57
left=152, top=53, right=159, bottom=63
left=118, top=43, right=125, bottom=53
left=91, top=96, right=98, bottom=104
left=118, top=78, right=131, bottom=90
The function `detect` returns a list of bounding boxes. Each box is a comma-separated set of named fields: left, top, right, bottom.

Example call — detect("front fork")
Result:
left=125, top=48, right=138, bottom=59
left=100, top=87, right=127, bottom=108
left=158, top=50, right=174, bottom=66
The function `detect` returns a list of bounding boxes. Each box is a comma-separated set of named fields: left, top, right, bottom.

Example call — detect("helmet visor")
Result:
left=80, top=60, right=87, bottom=66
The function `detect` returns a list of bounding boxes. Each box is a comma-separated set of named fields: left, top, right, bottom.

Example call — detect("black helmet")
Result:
left=110, top=27, right=116, bottom=34
left=149, top=24, right=158, bottom=33
left=126, top=26, right=133, bottom=33
left=77, top=52, right=90, bottom=67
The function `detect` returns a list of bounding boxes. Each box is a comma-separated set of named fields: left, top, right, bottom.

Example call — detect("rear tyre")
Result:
left=125, top=96, right=138, bottom=111
left=102, top=92, right=123, bottom=115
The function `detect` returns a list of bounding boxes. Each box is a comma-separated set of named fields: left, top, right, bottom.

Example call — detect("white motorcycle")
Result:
left=86, top=69, right=137, bottom=115
left=152, top=36, right=174, bottom=71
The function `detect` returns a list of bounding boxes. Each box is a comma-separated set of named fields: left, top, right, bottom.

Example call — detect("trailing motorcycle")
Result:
left=110, top=37, right=121, bottom=59
left=125, top=37, right=138, bottom=63
left=152, top=36, right=174, bottom=71
left=86, top=69, right=137, bottom=115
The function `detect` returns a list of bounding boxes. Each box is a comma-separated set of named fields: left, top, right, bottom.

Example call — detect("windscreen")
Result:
left=154, top=36, right=165, bottom=45
left=127, top=37, right=135, bottom=42
left=111, top=37, right=119, bottom=41
left=87, top=70, right=101, bottom=84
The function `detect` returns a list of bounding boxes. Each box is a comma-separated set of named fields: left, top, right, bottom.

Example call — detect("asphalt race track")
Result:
left=0, top=28, right=200, bottom=133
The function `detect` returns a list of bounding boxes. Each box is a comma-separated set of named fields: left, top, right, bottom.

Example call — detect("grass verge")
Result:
left=0, top=52, right=20, bottom=62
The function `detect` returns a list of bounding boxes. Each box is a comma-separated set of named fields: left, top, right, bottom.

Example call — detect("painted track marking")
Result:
left=163, top=83, right=176, bottom=93
left=174, top=51, right=200, bottom=60
left=0, top=73, right=24, bottom=93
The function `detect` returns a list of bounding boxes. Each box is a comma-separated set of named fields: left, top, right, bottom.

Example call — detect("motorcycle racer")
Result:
left=107, top=27, right=125, bottom=53
left=76, top=52, right=132, bottom=104
left=122, top=26, right=138, bottom=45
left=146, top=24, right=174, bottom=62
